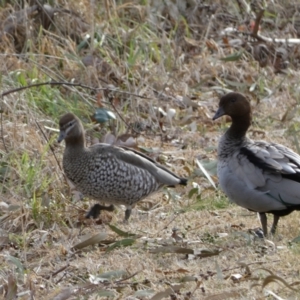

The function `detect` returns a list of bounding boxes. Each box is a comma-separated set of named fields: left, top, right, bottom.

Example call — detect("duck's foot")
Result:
left=252, top=228, right=265, bottom=239
left=86, top=204, right=115, bottom=219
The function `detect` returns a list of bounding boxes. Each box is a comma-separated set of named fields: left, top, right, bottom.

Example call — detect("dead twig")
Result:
left=200, top=259, right=281, bottom=280
left=1, top=81, right=151, bottom=137
left=51, top=264, right=70, bottom=278
left=109, top=99, right=141, bottom=135
left=251, top=9, right=265, bottom=39
left=0, top=81, right=150, bottom=100
left=46, top=264, right=70, bottom=279
left=115, top=269, right=143, bottom=284
left=152, top=213, right=181, bottom=237
left=43, top=263, right=70, bottom=280
left=35, top=120, right=63, bottom=174
left=0, top=108, right=8, bottom=153
left=251, top=9, right=300, bottom=44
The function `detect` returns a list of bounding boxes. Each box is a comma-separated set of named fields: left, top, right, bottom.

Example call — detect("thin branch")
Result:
left=109, top=99, right=141, bottom=135
left=43, top=264, right=70, bottom=280
left=115, top=270, right=142, bottom=284
left=0, top=109, right=8, bottom=153
left=1, top=81, right=152, bottom=142
left=35, top=120, right=64, bottom=174
left=251, top=9, right=265, bottom=38
left=200, top=259, right=281, bottom=279
left=1, top=81, right=150, bottom=99
left=152, top=213, right=181, bottom=237
left=251, top=9, right=300, bottom=44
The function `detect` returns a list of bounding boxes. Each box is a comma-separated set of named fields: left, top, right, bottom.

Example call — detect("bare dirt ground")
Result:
left=1, top=0, right=300, bottom=299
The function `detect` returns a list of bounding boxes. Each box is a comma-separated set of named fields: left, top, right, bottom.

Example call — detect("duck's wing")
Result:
left=244, top=141, right=300, bottom=177
left=234, top=141, right=300, bottom=206
left=89, top=143, right=187, bottom=186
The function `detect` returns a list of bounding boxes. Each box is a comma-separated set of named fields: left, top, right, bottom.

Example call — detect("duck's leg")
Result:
left=86, top=204, right=115, bottom=219
left=270, top=215, right=280, bottom=235
left=124, top=206, right=132, bottom=222
left=259, top=212, right=268, bottom=236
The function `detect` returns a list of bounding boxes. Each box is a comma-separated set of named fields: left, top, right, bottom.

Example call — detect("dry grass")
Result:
left=1, top=0, right=300, bottom=299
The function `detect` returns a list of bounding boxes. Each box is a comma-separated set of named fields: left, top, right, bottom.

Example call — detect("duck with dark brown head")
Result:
left=213, top=92, right=300, bottom=236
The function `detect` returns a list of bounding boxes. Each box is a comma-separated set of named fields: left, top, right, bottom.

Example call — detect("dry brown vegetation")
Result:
left=1, top=0, right=300, bottom=299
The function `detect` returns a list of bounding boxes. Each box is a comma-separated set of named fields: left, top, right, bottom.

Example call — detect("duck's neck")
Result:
left=65, top=134, right=85, bottom=150
left=226, top=114, right=251, bottom=140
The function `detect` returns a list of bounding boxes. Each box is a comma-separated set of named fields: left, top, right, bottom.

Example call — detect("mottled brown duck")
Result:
left=58, top=113, right=187, bottom=221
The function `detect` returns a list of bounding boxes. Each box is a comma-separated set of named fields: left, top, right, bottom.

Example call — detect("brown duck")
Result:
left=58, top=113, right=187, bottom=221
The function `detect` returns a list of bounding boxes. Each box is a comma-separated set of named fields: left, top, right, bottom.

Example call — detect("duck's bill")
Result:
left=57, top=131, right=66, bottom=143
left=212, top=107, right=225, bottom=120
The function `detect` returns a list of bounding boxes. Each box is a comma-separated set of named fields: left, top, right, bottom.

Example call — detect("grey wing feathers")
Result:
left=224, top=141, right=300, bottom=208
left=229, top=141, right=300, bottom=190
left=248, top=141, right=300, bottom=174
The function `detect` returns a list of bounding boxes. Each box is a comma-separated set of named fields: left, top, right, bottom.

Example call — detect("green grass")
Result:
left=191, top=193, right=232, bottom=211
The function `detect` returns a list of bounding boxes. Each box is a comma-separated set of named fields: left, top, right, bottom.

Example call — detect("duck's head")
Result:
left=57, top=113, right=84, bottom=143
left=213, top=92, right=251, bottom=120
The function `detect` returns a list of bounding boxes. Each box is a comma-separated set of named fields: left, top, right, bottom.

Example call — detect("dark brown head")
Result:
left=57, top=113, right=84, bottom=144
left=213, top=92, right=251, bottom=121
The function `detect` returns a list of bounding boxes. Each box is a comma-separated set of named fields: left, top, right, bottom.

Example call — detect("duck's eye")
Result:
left=231, top=98, right=236, bottom=103
left=68, top=121, right=73, bottom=127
